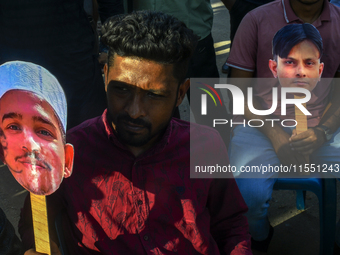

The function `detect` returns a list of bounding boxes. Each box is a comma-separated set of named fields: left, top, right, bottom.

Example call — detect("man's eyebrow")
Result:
left=2, top=112, right=22, bottom=122
left=108, top=80, right=171, bottom=94
left=107, top=80, right=130, bottom=88
left=284, top=56, right=318, bottom=61
left=148, top=88, right=171, bottom=95
left=32, top=116, right=57, bottom=131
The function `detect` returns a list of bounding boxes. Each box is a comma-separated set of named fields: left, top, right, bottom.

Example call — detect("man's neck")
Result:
left=289, top=0, right=324, bottom=24
left=126, top=130, right=166, bottom=157
left=126, top=142, right=155, bottom=158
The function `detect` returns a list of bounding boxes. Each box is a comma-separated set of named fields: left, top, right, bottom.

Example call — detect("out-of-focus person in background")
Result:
left=0, top=207, right=23, bottom=255
left=221, top=0, right=275, bottom=74
left=0, top=0, right=123, bottom=129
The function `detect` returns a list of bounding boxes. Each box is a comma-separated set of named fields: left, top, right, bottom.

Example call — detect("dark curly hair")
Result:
left=101, top=11, right=199, bottom=84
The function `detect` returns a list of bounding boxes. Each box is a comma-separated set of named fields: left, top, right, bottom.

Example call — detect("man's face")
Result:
left=104, top=55, right=189, bottom=155
left=0, top=90, right=73, bottom=195
left=269, top=40, right=324, bottom=91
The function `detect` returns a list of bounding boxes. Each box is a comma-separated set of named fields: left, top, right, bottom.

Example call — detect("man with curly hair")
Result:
left=20, top=11, right=251, bottom=255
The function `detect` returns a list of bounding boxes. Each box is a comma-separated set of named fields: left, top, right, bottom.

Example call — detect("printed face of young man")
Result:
left=269, top=40, right=324, bottom=91
left=0, top=90, right=74, bottom=196
left=104, top=55, right=189, bottom=155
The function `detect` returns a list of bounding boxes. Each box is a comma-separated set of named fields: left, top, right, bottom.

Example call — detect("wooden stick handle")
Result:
left=294, top=95, right=310, bottom=175
left=31, top=193, right=51, bottom=255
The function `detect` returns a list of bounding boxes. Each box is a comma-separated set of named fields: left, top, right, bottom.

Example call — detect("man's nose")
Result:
left=22, top=131, right=40, bottom=154
left=296, top=64, right=307, bottom=78
left=126, top=95, right=146, bottom=119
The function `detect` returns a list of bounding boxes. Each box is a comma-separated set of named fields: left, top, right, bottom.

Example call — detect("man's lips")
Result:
left=293, top=81, right=309, bottom=87
left=123, top=121, right=146, bottom=132
left=17, top=159, right=48, bottom=170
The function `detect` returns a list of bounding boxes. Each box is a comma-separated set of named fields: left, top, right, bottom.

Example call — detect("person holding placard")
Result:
left=20, top=11, right=252, bottom=255
left=228, top=23, right=340, bottom=253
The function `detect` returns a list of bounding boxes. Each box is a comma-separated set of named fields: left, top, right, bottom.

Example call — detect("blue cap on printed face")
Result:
left=0, top=61, right=67, bottom=132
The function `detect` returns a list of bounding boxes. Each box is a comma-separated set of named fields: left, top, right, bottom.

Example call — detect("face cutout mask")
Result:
left=0, top=90, right=74, bottom=195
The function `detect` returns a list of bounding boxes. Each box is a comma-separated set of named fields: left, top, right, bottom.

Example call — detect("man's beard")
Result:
left=108, top=105, right=177, bottom=148
left=113, top=113, right=153, bottom=147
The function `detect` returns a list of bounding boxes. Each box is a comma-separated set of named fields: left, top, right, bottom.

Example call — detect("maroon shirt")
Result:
left=20, top=110, right=251, bottom=254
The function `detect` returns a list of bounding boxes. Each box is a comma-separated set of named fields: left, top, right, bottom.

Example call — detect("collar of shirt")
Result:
left=101, top=109, right=173, bottom=159
left=282, top=0, right=330, bottom=26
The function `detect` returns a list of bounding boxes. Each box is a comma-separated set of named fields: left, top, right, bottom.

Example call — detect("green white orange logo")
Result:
left=197, top=82, right=223, bottom=115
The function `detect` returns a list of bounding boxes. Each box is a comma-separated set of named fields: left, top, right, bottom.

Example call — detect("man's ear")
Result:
left=0, top=146, right=4, bottom=163
left=0, top=135, right=5, bottom=163
left=176, top=79, right=190, bottom=107
left=269, top=59, right=278, bottom=78
left=63, top=143, right=74, bottom=178
left=104, top=64, right=108, bottom=92
left=319, top=62, right=324, bottom=81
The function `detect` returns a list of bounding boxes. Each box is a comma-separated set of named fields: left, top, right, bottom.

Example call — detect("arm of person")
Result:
left=220, top=0, right=236, bottom=11
left=206, top=136, right=251, bottom=254
left=96, top=0, right=124, bottom=24
left=290, top=72, right=340, bottom=155
left=92, top=0, right=99, bottom=25
left=0, top=207, right=24, bottom=255
left=208, top=178, right=252, bottom=255
left=230, top=68, right=307, bottom=165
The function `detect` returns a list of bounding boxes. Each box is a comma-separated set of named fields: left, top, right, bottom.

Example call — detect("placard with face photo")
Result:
left=0, top=61, right=74, bottom=195
left=269, top=23, right=324, bottom=93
